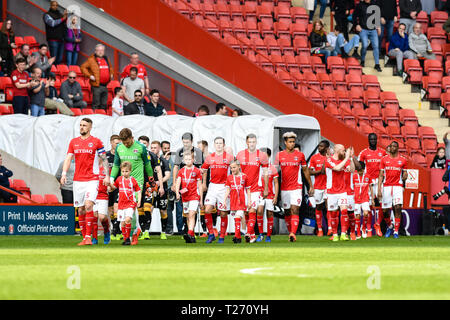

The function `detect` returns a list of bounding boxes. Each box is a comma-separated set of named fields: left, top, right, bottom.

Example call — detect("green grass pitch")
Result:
left=1, top=235, right=450, bottom=300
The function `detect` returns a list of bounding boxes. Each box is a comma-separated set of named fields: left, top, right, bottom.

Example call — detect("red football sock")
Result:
left=85, top=211, right=94, bottom=239
left=363, top=215, right=368, bottom=232
left=384, top=217, right=392, bottom=228
left=205, top=213, right=214, bottom=234
left=267, top=217, right=274, bottom=237
left=394, top=217, right=401, bottom=233
left=188, top=229, right=195, bottom=237
left=348, top=211, right=355, bottom=234
left=78, top=214, right=86, bottom=238
left=285, top=214, right=292, bottom=232
left=340, top=209, right=349, bottom=234
left=290, top=215, right=300, bottom=234
left=93, top=219, right=98, bottom=240
left=125, top=223, right=131, bottom=240
left=234, top=217, right=241, bottom=239
left=356, top=217, right=361, bottom=236
left=257, top=215, right=264, bottom=234
left=367, top=213, right=372, bottom=231
left=248, top=212, right=256, bottom=235
left=376, top=208, right=383, bottom=226
left=315, top=209, right=323, bottom=231
left=330, top=211, right=339, bottom=234
left=101, top=219, right=109, bottom=233
left=327, top=211, right=332, bottom=230
left=220, top=215, right=228, bottom=238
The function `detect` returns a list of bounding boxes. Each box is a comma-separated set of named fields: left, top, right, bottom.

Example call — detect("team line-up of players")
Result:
left=60, top=118, right=407, bottom=245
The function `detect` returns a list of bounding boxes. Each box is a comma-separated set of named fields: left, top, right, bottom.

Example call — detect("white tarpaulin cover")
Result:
left=0, top=114, right=320, bottom=176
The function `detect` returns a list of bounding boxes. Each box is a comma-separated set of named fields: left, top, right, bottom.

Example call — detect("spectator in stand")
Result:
left=43, top=0, right=67, bottom=65
left=121, top=67, right=145, bottom=106
left=55, top=158, right=75, bottom=204
left=111, top=87, right=124, bottom=118
left=120, top=52, right=150, bottom=96
left=309, top=20, right=332, bottom=63
left=215, top=102, right=228, bottom=116
left=353, top=0, right=383, bottom=72
left=399, top=0, right=422, bottom=35
left=147, top=89, right=167, bottom=117
left=330, top=0, right=354, bottom=41
left=124, top=89, right=146, bottom=115
left=44, top=75, right=73, bottom=116
left=0, top=152, right=16, bottom=203
left=443, top=131, right=450, bottom=161
left=308, top=0, right=328, bottom=23
left=379, top=0, right=398, bottom=56
left=28, top=67, right=49, bottom=117
left=60, top=71, right=87, bottom=110
left=430, top=147, right=446, bottom=169
left=81, top=44, right=114, bottom=111
left=196, top=105, right=210, bottom=116
left=65, top=14, right=82, bottom=66
left=31, top=44, right=56, bottom=78
left=11, top=58, right=30, bottom=114
left=14, top=44, right=38, bottom=73
left=408, top=23, right=436, bottom=60
left=0, top=20, right=16, bottom=76
left=327, top=25, right=361, bottom=58
left=420, top=0, right=434, bottom=15
left=232, top=108, right=243, bottom=117
left=388, top=23, right=415, bottom=76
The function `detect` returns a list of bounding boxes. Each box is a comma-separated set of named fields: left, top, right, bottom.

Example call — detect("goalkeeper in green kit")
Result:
left=110, top=128, right=154, bottom=245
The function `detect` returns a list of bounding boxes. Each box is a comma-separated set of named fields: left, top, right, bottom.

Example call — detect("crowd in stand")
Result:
left=305, top=0, right=448, bottom=73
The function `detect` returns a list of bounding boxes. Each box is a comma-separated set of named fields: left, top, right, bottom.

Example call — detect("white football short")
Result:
left=73, top=180, right=99, bottom=208
left=347, top=194, right=355, bottom=211
left=327, top=193, right=348, bottom=211
left=94, top=199, right=109, bottom=216
left=263, top=198, right=275, bottom=212
left=281, top=189, right=302, bottom=209
left=117, top=207, right=135, bottom=222
left=205, top=183, right=230, bottom=211
left=183, top=200, right=199, bottom=214
left=382, top=186, right=404, bottom=209
left=354, top=202, right=371, bottom=215
left=230, top=210, right=245, bottom=219
left=249, top=192, right=263, bottom=210
left=310, top=189, right=326, bottom=207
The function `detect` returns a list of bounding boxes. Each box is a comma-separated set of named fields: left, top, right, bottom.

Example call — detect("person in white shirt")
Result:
left=121, top=67, right=145, bottom=106
left=111, top=87, right=124, bottom=118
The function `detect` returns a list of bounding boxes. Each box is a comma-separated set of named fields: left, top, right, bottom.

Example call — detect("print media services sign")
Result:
left=405, top=169, right=419, bottom=189
left=0, top=205, right=75, bottom=235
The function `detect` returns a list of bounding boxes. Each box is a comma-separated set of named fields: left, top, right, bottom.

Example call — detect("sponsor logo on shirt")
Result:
left=74, top=149, right=94, bottom=154
left=133, top=149, right=138, bottom=153
left=88, top=143, right=93, bottom=148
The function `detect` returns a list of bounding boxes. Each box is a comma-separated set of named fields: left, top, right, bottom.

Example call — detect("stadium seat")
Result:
left=364, top=90, right=381, bottom=110
left=350, top=89, right=364, bottom=110
left=402, top=126, right=421, bottom=151
left=422, top=76, right=442, bottom=101
left=57, top=64, right=70, bottom=78
left=310, top=56, right=326, bottom=73
left=71, top=108, right=82, bottom=116
left=0, top=104, right=12, bottom=115
left=322, top=89, right=337, bottom=107
left=386, top=124, right=402, bottom=138
left=424, top=59, right=444, bottom=79
left=441, top=92, right=450, bottom=116
left=380, top=91, right=400, bottom=112
left=290, top=21, right=308, bottom=39
left=95, top=109, right=107, bottom=115
left=277, top=38, right=294, bottom=55
left=416, top=11, right=429, bottom=32
left=382, top=108, right=400, bottom=126
left=344, top=57, right=363, bottom=76
left=428, top=27, right=446, bottom=47
left=335, top=90, right=350, bottom=110
left=309, top=89, right=324, bottom=108
left=293, top=37, right=310, bottom=56
left=258, top=21, right=274, bottom=38
left=303, top=71, right=321, bottom=91
left=11, top=179, right=31, bottom=197
left=290, top=6, right=308, bottom=24
left=362, top=75, right=381, bottom=92
left=431, top=11, right=448, bottom=27
left=330, top=72, right=346, bottom=91
left=23, top=35, right=39, bottom=49
left=31, top=194, right=45, bottom=204
left=263, top=37, right=280, bottom=55
left=411, top=153, right=426, bottom=167
left=43, top=194, right=60, bottom=204
left=295, top=55, right=312, bottom=73
left=327, top=56, right=345, bottom=78
left=274, top=5, right=291, bottom=24
left=345, top=74, right=363, bottom=91
left=256, top=2, right=274, bottom=25
left=14, top=37, right=24, bottom=48
left=82, top=108, right=94, bottom=115
left=404, top=59, right=423, bottom=84
left=17, top=196, right=33, bottom=205
left=399, top=109, right=419, bottom=128
left=316, top=73, right=333, bottom=90
left=418, top=126, right=438, bottom=153
left=277, top=70, right=295, bottom=88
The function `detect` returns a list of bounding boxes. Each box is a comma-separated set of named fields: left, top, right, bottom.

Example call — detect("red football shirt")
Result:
left=344, top=170, right=354, bottom=196
left=97, top=166, right=109, bottom=201
left=325, top=157, right=351, bottom=194
left=226, top=173, right=250, bottom=211
left=236, top=149, right=269, bottom=193
left=97, top=57, right=110, bottom=85
left=358, top=148, right=387, bottom=181
left=353, top=173, right=371, bottom=204
left=114, top=176, right=140, bottom=210
left=265, top=164, right=279, bottom=200
left=309, top=153, right=327, bottom=190
left=201, top=152, right=234, bottom=185
left=275, top=150, right=307, bottom=191
left=67, top=136, right=106, bottom=182
left=121, top=64, right=147, bottom=80
left=380, top=155, right=407, bottom=187
left=177, top=166, right=202, bottom=202
left=11, top=69, right=29, bottom=96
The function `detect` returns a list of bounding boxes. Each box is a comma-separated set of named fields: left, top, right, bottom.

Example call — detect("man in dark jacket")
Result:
left=379, top=0, right=398, bottom=55
left=146, top=89, right=167, bottom=117
left=353, top=0, right=382, bottom=72
left=60, top=71, right=87, bottom=109
left=399, top=0, right=422, bottom=34
left=331, top=0, right=354, bottom=41
left=43, top=1, right=67, bottom=65
left=0, top=152, right=16, bottom=203
left=124, top=89, right=146, bottom=115
left=387, top=23, right=415, bottom=75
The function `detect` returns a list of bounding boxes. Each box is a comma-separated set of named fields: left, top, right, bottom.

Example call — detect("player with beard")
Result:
left=377, top=141, right=408, bottom=239
left=60, top=118, right=110, bottom=246
left=275, top=132, right=314, bottom=242
left=356, top=133, right=387, bottom=237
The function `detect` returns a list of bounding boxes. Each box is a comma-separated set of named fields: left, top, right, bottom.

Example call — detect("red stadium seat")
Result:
left=256, top=2, right=274, bottom=24
left=14, top=36, right=24, bottom=48
left=258, top=21, right=274, bottom=38
left=345, top=74, right=363, bottom=90
left=71, top=108, right=82, bottom=116
left=327, top=56, right=345, bottom=78
left=31, top=194, right=45, bottom=204
left=422, top=76, right=442, bottom=101
left=23, top=36, right=38, bottom=49
left=431, top=11, right=448, bottom=27
left=274, top=21, right=291, bottom=40
left=303, top=71, right=321, bottom=91
left=95, top=109, right=107, bottom=115
left=276, top=70, right=295, bottom=88
left=295, top=55, right=312, bottom=73
left=411, top=153, right=426, bottom=167
left=290, top=6, right=308, bottom=24
left=350, top=89, right=364, bottom=109
left=416, top=11, right=429, bottom=32
left=428, top=27, right=446, bottom=47
left=82, top=108, right=94, bottom=115
left=362, top=75, right=381, bottom=92
left=310, top=56, right=326, bottom=73
left=380, top=91, right=400, bottom=112
left=274, top=5, right=291, bottom=24
left=264, top=37, right=280, bottom=55
left=330, top=72, right=346, bottom=91
left=44, top=194, right=60, bottom=204
left=335, top=90, right=350, bottom=110
left=0, top=104, right=12, bottom=115
left=443, top=76, right=450, bottom=92
left=17, top=196, right=33, bottom=204
left=404, top=59, right=423, bottom=84
left=277, top=38, right=294, bottom=55
left=382, top=108, right=400, bottom=125
left=424, top=59, right=444, bottom=79
left=344, top=57, right=363, bottom=76
left=418, top=126, right=438, bottom=153
left=364, top=89, right=381, bottom=110
left=309, top=89, right=324, bottom=108
left=316, top=73, right=333, bottom=90
left=399, top=109, right=419, bottom=128
left=293, top=37, right=310, bottom=56
left=441, top=92, right=450, bottom=116
left=386, top=124, right=402, bottom=138
left=290, top=21, right=308, bottom=39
